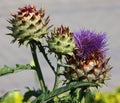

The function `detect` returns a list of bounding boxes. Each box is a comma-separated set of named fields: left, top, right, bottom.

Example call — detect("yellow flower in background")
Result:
left=93, top=88, right=120, bottom=103
left=0, top=91, right=23, bottom=103
left=0, top=90, right=31, bottom=103
left=12, top=91, right=23, bottom=103
left=116, top=93, right=120, bottom=103
left=94, top=92, right=101, bottom=101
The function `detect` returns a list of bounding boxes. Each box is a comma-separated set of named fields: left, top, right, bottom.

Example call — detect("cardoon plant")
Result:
left=0, top=5, right=111, bottom=103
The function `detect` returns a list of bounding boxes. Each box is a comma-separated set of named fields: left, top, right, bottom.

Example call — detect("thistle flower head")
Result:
left=64, top=29, right=111, bottom=85
left=7, top=5, right=50, bottom=46
left=48, top=25, right=75, bottom=56
left=73, top=29, right=107, bottom=59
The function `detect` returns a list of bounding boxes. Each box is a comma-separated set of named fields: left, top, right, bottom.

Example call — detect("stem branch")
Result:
left=53, top=56, right=62, bottom=90
left=37, top=42, right=56, bottom=74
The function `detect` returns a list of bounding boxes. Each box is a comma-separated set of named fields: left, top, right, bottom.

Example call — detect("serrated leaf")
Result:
left=0, top=64, right=32, bottom=76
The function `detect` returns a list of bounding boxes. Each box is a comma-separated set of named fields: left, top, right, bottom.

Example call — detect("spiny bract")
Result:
left=48, top=25, right=75, bottom=56
left=7, top=5, right=50, bottom=46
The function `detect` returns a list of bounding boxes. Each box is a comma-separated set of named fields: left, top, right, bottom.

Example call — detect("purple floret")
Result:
left=73, top=29, right=107, bottom=59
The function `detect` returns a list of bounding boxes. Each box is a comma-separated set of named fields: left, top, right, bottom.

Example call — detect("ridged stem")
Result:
left=30, top=43, right=46, bottom=93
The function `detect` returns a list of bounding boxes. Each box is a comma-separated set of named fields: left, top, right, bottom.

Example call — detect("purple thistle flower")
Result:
left=73, top=29, right=107, bottom=59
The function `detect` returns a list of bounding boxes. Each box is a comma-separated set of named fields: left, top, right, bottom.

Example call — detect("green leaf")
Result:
left=0, top=64, right=32, bottom=76
left=32, top=82, right=98, bottom=103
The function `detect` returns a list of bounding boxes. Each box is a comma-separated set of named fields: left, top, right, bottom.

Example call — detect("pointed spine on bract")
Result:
left=64, top=29, right=112, bottom=86
left=7, top=5, right=51, bottom=46
left=48, top=25, right=75, bottom=56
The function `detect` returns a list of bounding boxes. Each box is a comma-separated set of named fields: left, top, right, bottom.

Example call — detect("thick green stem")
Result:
left=30, top=44, right=46, bottom=93
left=37, top=42, right=56, bottom=74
